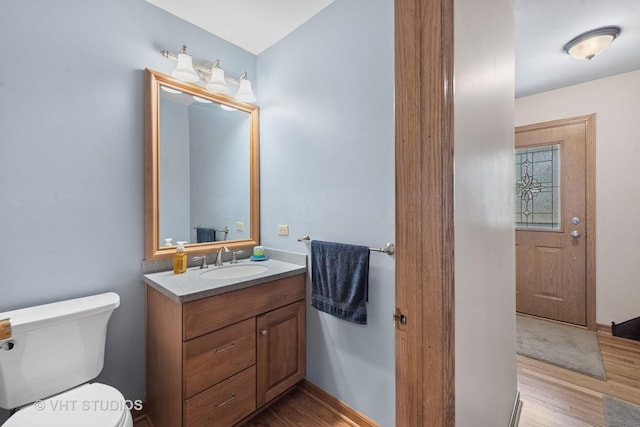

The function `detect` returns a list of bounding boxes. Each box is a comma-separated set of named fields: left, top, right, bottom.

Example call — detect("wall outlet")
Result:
left=277, top=224, right=289, bottom=236
left=235, top=221, right=244, bottom=232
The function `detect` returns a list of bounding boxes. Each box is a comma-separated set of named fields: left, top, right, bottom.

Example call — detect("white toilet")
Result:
left=0, top=292, right=133, bottom=427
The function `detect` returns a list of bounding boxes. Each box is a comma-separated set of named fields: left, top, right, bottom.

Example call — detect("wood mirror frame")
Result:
left=144, top=68, right=260, bottom=260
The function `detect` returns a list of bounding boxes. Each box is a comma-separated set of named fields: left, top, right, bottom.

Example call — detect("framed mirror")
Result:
left=144, top=68, right=259, bottom=260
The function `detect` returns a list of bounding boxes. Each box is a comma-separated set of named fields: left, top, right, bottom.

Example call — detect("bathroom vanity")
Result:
left=143, top=257, right=307, bottom=427
left=142, top=69, right=308, bottom=426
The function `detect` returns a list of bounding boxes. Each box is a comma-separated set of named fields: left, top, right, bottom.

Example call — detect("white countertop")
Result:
left=143, top=254, right=307, bottom=303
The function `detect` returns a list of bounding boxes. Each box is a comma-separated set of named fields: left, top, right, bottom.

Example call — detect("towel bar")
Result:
left=297, top=235, right=395, bottom=255
left=193, top=225, right=230, bottom=233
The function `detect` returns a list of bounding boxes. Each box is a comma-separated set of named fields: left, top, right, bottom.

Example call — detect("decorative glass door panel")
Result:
left=514, top=144, right=560, bottom=230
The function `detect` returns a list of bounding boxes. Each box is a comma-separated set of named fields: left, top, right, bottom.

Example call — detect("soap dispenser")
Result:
left=173, top=241, right=187, bottom=274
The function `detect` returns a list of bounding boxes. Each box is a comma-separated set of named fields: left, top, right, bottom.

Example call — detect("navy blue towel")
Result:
left=311, top=240, right=370, bottom=325
left=196, top=227, right=215, bottom=243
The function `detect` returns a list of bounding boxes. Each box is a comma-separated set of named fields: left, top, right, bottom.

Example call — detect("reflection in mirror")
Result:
left=159, top=87, right=251, bottom=245
left=145, top=69, right=259, bottom=260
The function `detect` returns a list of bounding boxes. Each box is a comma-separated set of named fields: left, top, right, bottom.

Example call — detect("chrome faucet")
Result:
left=230, top=250, right=244, bottom=264
left=215, top=246, right=230, bottom=266
left=192, top=255, right=208, bottom=269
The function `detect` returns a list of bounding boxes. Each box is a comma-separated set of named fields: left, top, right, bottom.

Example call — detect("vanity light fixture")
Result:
left=171, top=45, right=200, bottom=82
left=161, top=46, right=257, bottom=103
left=205, top=59, right=229, bottom=94
left=563, top=26, right=621, bottom=60
left=235, top=72, right=257, bottom=103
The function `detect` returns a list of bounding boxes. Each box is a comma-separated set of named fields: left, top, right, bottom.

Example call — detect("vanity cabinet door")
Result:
left=256, top=300, right=306, bottom=407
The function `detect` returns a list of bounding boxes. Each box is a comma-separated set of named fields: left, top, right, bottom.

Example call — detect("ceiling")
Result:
left=146, top=0, right=640, bottom=98
left=145, top=0, right=336, bottom=55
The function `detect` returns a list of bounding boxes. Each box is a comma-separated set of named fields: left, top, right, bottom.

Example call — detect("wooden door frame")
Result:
left=395, top=0, right=455, bottom=425
left=515, top=114, right=596, bottom=330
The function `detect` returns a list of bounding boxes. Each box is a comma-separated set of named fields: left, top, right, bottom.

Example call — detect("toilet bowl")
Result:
left=2, top=383, right=133, bottom=427
left=0, top=293, right=133, bottom=427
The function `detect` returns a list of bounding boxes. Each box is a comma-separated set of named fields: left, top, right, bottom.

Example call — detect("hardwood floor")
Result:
left=133, top=385, right=361, bottom=427
left=134, top=332, right=640, bottom=427
left=133, top=415, right=153, bottom=427
left=242, top=386, right=359, bottom=427
left=518, top=332, right=640, bottom=426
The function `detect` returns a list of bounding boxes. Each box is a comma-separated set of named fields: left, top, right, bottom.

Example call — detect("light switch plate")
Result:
left=236, top=221, right=244, bottom=232
left=277, top=224, right=289, bottom=236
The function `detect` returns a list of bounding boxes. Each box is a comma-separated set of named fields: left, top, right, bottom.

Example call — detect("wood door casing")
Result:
left=515, top=115, right=596, bottom=329
left=395, top=0, right=455, bottom=425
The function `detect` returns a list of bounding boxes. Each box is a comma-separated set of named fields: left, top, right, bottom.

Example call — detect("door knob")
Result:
left=570, top=230, right=581, bottom=238
left=571, top=217, right=581, bottom=225
left=260, top=329, right=267, bottom=336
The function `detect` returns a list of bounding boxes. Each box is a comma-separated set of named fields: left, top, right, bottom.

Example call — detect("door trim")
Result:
left=515, top=114, right=596, bottom=330
left=395, top=0, right=455, bottom=425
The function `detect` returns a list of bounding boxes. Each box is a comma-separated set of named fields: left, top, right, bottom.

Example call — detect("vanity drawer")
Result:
left=183, top=318, right=256, bottom=398
left=183, top=274, right=305, bottom=340
left=184, top=365, right=256, bottom=427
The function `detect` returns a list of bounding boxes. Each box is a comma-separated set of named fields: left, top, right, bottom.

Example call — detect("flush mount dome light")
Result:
left=564, top=26, right=621, bottom=60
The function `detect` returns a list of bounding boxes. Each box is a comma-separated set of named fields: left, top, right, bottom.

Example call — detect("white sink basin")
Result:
left=200, top=264, right=269, bottom=280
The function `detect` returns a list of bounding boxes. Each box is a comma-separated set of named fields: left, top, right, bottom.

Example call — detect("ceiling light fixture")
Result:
left=563, top=26, right=621, bottom=60
left=161, top=46, right=257, bottom=103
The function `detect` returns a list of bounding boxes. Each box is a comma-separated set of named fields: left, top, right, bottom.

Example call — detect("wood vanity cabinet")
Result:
left=146, top=274, right=306, bottom=427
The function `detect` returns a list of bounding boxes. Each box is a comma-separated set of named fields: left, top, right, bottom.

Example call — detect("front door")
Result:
left=515, top=115, right=595, bottom=327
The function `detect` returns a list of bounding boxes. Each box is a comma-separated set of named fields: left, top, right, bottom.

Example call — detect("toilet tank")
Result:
left=0, top=292, right=120, bottom=409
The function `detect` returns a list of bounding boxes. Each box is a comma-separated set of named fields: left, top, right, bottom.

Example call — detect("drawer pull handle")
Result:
left=214, top=341, right=236, bottom=353
left=260, top=329, right=267, bottom=336
left=214, top=393, right=236, bottom=407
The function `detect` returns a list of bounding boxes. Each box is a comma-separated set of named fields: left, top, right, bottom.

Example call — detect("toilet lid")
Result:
left=4, top=383, right=128, bottom=427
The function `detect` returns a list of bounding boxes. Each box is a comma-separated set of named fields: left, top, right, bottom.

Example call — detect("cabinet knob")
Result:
left=260, top=329, right=267, bottom=336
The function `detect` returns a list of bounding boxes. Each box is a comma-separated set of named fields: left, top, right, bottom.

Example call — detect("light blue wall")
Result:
left=257, top=0, right=395, bottom=425
left=0, top=0, right=255, bottom=420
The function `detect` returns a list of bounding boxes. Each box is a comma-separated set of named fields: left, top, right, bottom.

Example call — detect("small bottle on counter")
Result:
left=173, top=241, right=187, bottom=274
